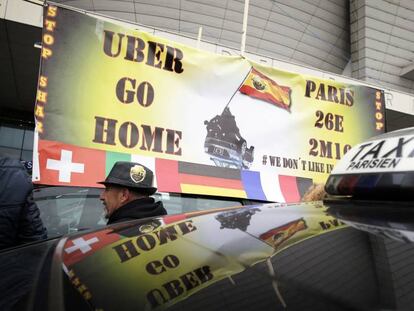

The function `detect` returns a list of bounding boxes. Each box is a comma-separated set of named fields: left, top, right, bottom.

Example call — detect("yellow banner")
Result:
left=34, top=5, right=385, bottom=202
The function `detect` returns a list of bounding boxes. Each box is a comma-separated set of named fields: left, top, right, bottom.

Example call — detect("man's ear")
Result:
left=119, top=188, right=131, bottom=203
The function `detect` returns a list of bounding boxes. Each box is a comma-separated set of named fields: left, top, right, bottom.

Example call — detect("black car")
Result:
left=1, top=127, right=413, bottom=310
left=1, top=199, right=413, bottom=311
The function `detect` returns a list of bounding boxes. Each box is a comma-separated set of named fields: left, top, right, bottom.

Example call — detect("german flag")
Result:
left=239, top=68, right=292, bottom=111
left=155, top=159, right=247, bottom=198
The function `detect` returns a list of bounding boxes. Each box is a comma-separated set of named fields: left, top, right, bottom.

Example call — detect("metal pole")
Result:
left=197, top=26, right=203, bottom=49
left=240, top=0, right=250, bottom=56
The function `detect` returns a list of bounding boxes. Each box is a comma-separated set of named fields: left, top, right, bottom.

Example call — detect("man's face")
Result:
left=100, top=185, right=125, bottom=218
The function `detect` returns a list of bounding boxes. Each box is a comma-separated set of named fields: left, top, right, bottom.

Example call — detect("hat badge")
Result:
left=130, top=165, right=146, bottom=183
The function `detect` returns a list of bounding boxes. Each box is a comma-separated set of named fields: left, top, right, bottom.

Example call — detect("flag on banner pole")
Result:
left=239, top=68, right=292, bottom=111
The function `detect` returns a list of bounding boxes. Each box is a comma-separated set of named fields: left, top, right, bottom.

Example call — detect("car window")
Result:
left=153, top=192, right=242, bottom=214
left=34, top=187, right=105, bottom=238
left=34, top=187, right=249, bottom=238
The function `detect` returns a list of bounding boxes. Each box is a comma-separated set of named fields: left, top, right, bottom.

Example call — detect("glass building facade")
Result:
left=0, top=122, right=34, bottom=161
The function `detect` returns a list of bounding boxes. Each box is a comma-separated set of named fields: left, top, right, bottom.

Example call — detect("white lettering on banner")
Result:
left=65, top=237, right=99, bottom=254
left=46, top=149, right=85, bottom=182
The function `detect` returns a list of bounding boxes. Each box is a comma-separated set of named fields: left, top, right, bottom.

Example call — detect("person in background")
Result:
left=301, top=183, right=328, bottom=202
left=0, top=156, right=47, bottom=250
left=99, top=161, right=167, bottom=225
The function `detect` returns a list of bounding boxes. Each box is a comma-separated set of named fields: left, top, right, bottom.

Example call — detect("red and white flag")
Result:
left=239, top=68, right=292, bottom=111
left=34, top=139, right=106, bottom=187
left=63, top=229, right=121, bottom=267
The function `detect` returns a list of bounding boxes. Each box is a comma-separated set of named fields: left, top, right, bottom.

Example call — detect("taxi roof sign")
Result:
left=325, top=127, right=414, bottom=199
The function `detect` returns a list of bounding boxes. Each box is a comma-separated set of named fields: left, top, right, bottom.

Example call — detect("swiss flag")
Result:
left=35, top=139, right=106, bottom=187
left=63, top=229, right=121, bottom=267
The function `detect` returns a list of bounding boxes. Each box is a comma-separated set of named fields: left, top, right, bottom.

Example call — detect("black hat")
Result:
left=98, top=161, right=157, bottom=195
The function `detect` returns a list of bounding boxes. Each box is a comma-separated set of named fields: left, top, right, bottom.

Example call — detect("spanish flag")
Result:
left=239, top=68, right=292, bottom=111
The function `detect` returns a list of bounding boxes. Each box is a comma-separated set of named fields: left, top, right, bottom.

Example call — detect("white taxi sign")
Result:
left=331, top=131, right=414, bottom=175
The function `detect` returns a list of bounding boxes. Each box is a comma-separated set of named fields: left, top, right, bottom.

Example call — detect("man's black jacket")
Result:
left=0, top=157, right=47, bottom=250
left=107, top=197, right=167, bottom=225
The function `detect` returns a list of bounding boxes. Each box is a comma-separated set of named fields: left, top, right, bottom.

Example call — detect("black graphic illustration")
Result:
left=215, top=207, right=261, bottom=231
left=204, top=107, right=254, bottom=169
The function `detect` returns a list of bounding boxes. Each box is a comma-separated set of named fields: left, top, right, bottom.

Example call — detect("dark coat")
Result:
left=0, top=157, right=47, bottom=250
left=107, top=197, right=167, bottom=225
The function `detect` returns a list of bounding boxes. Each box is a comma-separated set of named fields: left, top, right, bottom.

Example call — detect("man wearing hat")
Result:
left=99, top=162, right=167, bottom=224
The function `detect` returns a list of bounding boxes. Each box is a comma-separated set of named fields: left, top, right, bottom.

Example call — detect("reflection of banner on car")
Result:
left=259, top=218, right=307, bottom=250
left=34, top=139, right=313, bottom=202
left=63, top=229, right=121, bottom=266
left=61, top=203, right=346, bottom=310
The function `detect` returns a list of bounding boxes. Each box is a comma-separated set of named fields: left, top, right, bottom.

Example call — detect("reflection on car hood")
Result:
left=58, top=201, right=345, bottom=310
left=326, top=198, right=414, bottom=243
